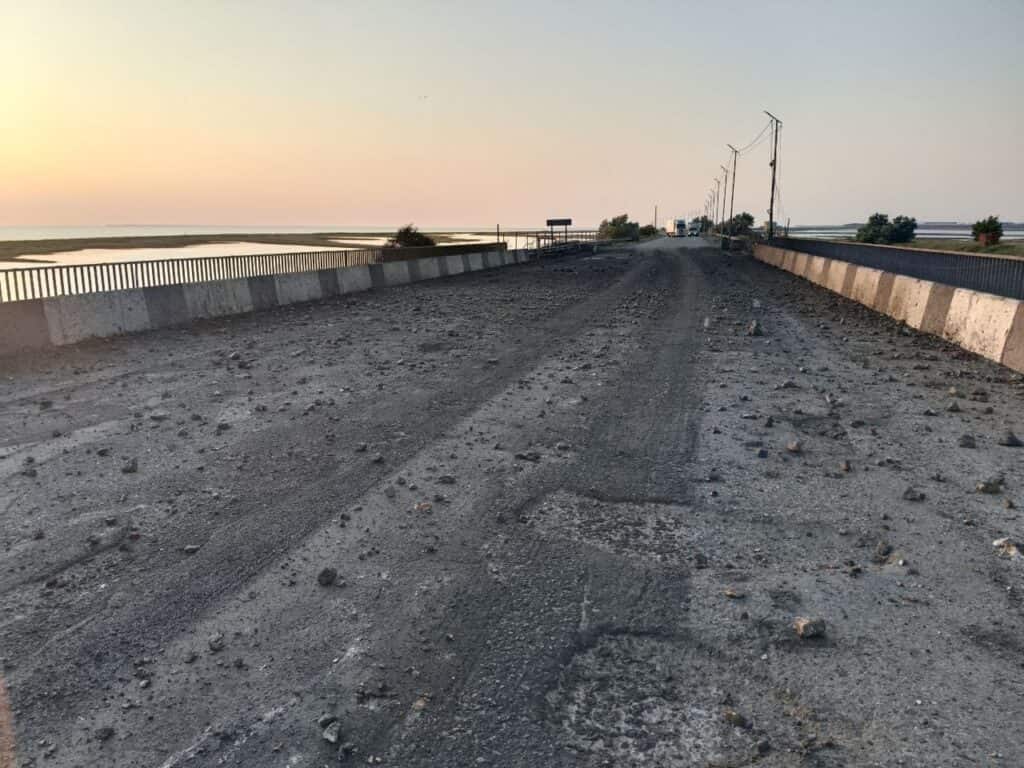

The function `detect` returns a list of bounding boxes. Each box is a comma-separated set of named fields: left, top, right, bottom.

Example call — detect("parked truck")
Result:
left=665, top=218, right=687, bottom=237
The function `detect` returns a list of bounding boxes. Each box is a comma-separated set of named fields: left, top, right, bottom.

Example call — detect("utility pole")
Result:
left=720, top=165, right=730, bottom=232
left=713, top=178, right=721, bottom=232
left=765, top=110, right=782, bottom=240
left=654, top=205, right=658, bottom=229
left=726, top=143, right=738, bottom=232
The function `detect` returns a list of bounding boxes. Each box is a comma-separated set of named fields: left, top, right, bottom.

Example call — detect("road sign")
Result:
left=546, top=218, right=572, bottom=227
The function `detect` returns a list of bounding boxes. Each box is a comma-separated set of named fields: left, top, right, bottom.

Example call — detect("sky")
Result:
left=2, top=0, right=1023, bottom=228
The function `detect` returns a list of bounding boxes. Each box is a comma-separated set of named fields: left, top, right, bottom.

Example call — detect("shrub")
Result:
left=638, top=224, right=660, bottom=238
left=972, top=216, right=1003, bottom=245
left=855, top=213, right=916, bottom=244
left=388, top=224, right=436, bottom=248
left=597, top=214, right=641, bottom=240
left=724, top=212, right=754, bottom=235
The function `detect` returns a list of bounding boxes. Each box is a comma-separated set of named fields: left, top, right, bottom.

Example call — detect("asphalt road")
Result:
left=2, top=238, right=1023, bottom=767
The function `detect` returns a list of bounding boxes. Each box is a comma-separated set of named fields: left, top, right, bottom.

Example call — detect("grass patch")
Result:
left=903, top=238, right=1024, bottom=258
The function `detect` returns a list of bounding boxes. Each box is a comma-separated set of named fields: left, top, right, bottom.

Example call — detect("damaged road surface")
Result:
left=2, top=238, right=1023, bottom=766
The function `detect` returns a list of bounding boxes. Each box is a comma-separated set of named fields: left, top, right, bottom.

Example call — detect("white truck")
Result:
left=665, top=218, right=686, bottom=237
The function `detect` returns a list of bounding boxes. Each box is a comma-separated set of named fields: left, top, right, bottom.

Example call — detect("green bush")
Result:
left=724, top=212, right=754, bottom=235
left=972, top=216, right=1003, bottom=244
left=638, top=224, right=660, bottom=238
left=388, top=224, right=436, bottom=247
left=855, top=213, right=916, bottom=244
left=597, top=214, right=640, bottom=240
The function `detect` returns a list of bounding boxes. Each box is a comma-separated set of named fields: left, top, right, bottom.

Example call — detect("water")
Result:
left=0, top=225, right=521, bottom=242
left=2, top=242, right=349, bottom=270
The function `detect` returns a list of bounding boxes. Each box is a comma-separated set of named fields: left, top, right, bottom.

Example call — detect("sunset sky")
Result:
left=3, top=0, right=1022, bottom=228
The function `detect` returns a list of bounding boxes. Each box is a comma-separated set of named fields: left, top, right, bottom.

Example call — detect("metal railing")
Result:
left=496, top=230, right=600, bottom=251
left=771, top=236, right=1024, bottom=302
left=0, top=242, right=506, bottom=303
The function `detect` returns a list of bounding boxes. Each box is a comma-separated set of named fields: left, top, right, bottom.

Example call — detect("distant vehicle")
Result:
left=665, top=218, right=686, bottom=237
left=687, top=222, right=702, bottom=236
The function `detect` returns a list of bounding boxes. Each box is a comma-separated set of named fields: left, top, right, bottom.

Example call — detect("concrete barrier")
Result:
left=754, top=243, right=1024, bottom=374
left=0, top=300, right=52, bottom=354
left=943, top=289, right=1020, bottom=362
left=45, top=289, right=151, bottom=345
left=445, top=254, right=466, bottom=275
left=338, top=265, right=372, bottom=294
left=1, top=247, right=530, bottom=355
left=381, top=261, right=411, bottom=286
left=183, top=279, right=253, bottom=320
left=274, top=272, right=323, bottom=305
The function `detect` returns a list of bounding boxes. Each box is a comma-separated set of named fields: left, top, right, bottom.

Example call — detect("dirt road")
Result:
left=2, top=239, right=1022, bottom=766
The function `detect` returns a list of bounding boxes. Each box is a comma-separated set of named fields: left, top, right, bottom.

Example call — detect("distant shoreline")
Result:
left=0, top=231, right=487, bottom=263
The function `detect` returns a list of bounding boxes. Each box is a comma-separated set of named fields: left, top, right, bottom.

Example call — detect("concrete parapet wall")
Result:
left=2, top=247, right=527, bottom=355
left=754, top=243, right=1024, bottom=374
left=45, top=289, right=151, bottom=345
left=274, top=272, right=323, bottom=305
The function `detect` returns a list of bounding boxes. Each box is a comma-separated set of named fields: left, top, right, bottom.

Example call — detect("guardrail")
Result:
left=771, top=236, right=1024, bottom=302
left=497, top=230, right=600, bottom=251
left=0, top=242, right=506, bottom=303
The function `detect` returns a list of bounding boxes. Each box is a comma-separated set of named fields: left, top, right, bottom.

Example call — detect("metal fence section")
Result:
left=497, top=230, right=599, bottom=252
left=772, top=237, right=1024, bottom=302
left=1, top=249, right=378, bottom=303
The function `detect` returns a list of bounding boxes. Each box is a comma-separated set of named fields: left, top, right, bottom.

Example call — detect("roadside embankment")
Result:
left=754, top=243, right=1024, bottom=373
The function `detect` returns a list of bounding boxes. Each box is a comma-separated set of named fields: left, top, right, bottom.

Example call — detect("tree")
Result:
left=692, top=216, right=713, bottom=233
left=972, top=216, right=1003, bottom=245
left=388, top=224, right=436, bottom=247
left=855, top=213, right=917, bottom=244
left=638, top=224, right=659, bottom=238
left=724, top=212, right=754, bottom=236
left=597, top=214, right=640, bottom=240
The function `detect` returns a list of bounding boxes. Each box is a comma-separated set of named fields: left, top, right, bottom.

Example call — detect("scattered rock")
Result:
left=993, top=537, right=1021, bottom=559
left=514, top=451, right=541, bottom=462
left=371, top=453, right=385, bottom=464
left=121, top=458, right=138, bottom=474
left=997, top=429, right=1023, bottom=448
left=786, top=439, right=803, bottom=454
left=208, top=632, right=225, bottom=652
left=793, top=616, right=826, bottom=639
left=322, top=720, right=342, bottom=744
left=436, top=475, right=456, bottom=485
left=723, top=708, right=749, bottom=728
left=746, top=320, right=764, bottom=337
left=182, top=544, right=201, bottom=555
left=871, top=541, right=893, bottom=564
left=840, top=459, right=852, bottom=473
left=902, top=487, right=925, bottom=502
left=946, top=401, right=961, bottom=413
left=317, top=567, right=338, bottom=587
left=354, top=443, right=368, bottom=453
left=957, top=434, right=976, bottom=449
left=95, top=725, right=115, bottom=742
left=977, top=477, right=1004, bottom=494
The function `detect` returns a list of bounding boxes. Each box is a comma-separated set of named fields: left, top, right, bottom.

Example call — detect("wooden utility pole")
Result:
left=765, top=110, right=782, bottom=240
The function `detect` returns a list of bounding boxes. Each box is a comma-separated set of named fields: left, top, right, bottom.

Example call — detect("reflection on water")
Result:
left=5, top=242, right=349, bottom=270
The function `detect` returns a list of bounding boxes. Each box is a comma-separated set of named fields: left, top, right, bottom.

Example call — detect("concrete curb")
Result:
left=754, top=244, right=1024, bottom=374
left=3, top=247, right=526, bottom=355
